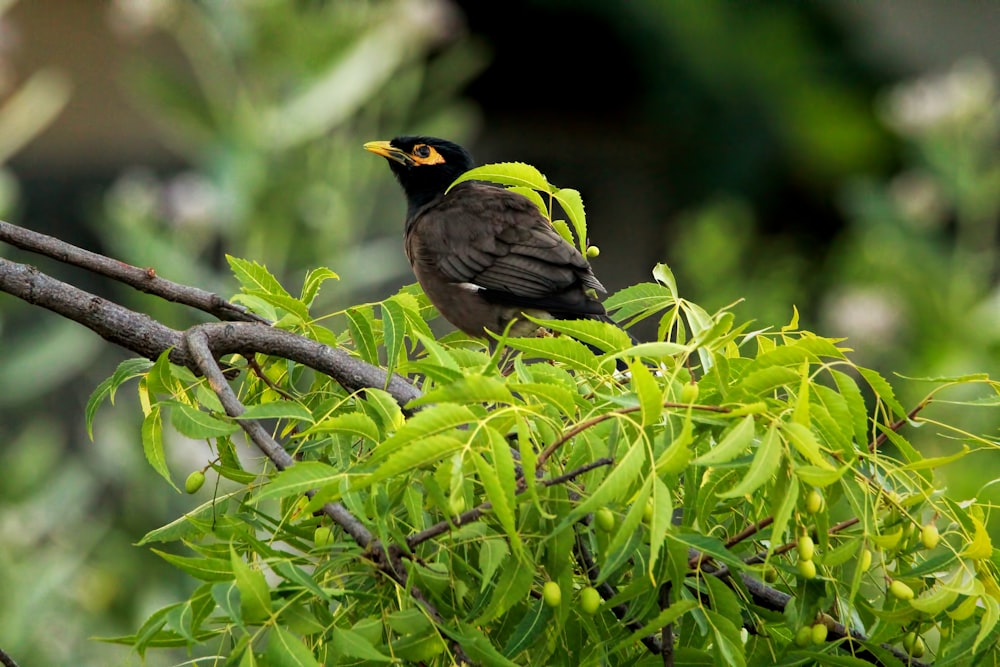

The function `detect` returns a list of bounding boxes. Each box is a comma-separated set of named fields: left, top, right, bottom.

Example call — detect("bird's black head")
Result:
left=364, top=136, right=474, bottom=214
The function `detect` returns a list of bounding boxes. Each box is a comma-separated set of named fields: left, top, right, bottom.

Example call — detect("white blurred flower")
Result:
left=889, top=169, right=947, bottom=230
left=882, top=59, right=996, bottom=135
left=821, top=286, right=906, bottom=349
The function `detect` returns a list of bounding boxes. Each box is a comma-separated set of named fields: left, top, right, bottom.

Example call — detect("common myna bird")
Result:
left=364, top=136, right=617, bottom=342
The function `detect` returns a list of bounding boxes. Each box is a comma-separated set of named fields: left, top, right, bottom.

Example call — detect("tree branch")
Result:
left=0, top=220, right=267, bottom=323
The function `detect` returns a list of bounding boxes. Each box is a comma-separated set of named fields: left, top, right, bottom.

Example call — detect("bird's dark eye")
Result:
left=413, top=144, right=431, bottom=159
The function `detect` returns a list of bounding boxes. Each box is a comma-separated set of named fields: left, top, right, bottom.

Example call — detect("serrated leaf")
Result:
left=300, top=267, right=339, bottom=306
left=738, top=366, right=800, bottom=397
left=169, top=403, right=240, bottom=439
left=831, top=368, right=870, bottom=448
left=245, top=289, right=310, bottom=323
left=506, top=185, right=548, bottom=216
left=693, top=414, right=756, bottom=466
left=408, top=374, right=515, bottom=408
left=300, top=412, right=380, bottom=445
left=782, top=421, right=834, bottom=469
left=610, top=341, right=691, bottom=361
left=346, top=307, right=378, bottom=364
left=857, top=367, right=908, bottom=419
left=718, top=423, right=783, bottom=498
left=552, top=187, right=587, bottom=253
left=604, top=282, right=675, bottom=322
left=472, top=451, right=521, bottom=556
left=231, top=547, right=271, bottom=624
left=142, top=406, right=179, bottom=492
left=370, top=403, right=476, bottom=462
left=648, top=475, right=674, bottom=578
left=528, top=315, right=634, bottom=353
left=356, top=434, right=465, bottom=490
left=266, top=625, right=323, bottom=667
left=612, top=598, right=697, bottom=652
left=769, top=472, right=799, bottom=553
left=501, top=597, right=552, bottom=657
left=152, top=549, right=233, bottom=582
left=227, top=255, right=292, bottom=299
left=508, top=382, right=578, bottom=417
left=794, top=461, right=852, bottom=486
left=975, top=595, right=1000, bottom=652
left=475, top=555, right=534, bottom=624
left=555, top=438, right=646, bottom=533
left=256, top=461, right=341, bottom=500
left=238, top=402, right=314, bottom=422
left=448, top=162, right=550, bottom=193
left=502, top=335, right=602, bottom=372
left=652, top=263, right=677, bottom=296
left=381, top=297, right=407, bottom=378
left=86, top=373, right=116, bottom=440
left=479, top=538, right=510, bottom=591
left=630, top=360, right=662, bottom=427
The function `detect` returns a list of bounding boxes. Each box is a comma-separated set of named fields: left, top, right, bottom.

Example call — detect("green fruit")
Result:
left=595, top=508, right=616, bottom=533
left=795, top=626, right=812, bottom=647
left=805, top=489, right=824, bottom=514
left=185, top=470, right=206, bottom=494
left=921, top=524, right=940, bottom=549
left=313, top=526, right=333, bottom=547
left=580, top=587, right=601, bottom=614
left=859, top=548, right=873, bottom=571
left=586, top=245, right=600, bottom=258
left=679, top=381, right=699, bottom=404
left=811, top=623, right=828, bottom=644
left=763, top=566, right=778, bottom=583
left=542, top=581, right=562, bottom=608
left=890, top=580, right=915, bottom=600
left=643, top=501, right=653, bottom=523
left=902, top=631, right=917, bottom=652
left=911, top=636, right=925, bottom=658
left=797, top=559, right=817, bottom=579
left=797, top=535, right=815, bottom=562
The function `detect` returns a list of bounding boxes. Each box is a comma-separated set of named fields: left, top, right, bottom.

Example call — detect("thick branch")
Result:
left=0, top=258, right=420, bottom=407
left=0, top=220, right=267, bottom=323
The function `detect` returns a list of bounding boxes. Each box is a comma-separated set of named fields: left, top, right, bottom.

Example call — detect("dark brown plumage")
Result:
left=364, top=135, right=611, bottom=339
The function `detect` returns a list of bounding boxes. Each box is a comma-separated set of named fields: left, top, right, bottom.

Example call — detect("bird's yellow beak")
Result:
left=363, top=140, right=414, bottom=166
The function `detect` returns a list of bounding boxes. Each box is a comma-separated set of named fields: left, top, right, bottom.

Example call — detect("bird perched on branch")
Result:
left=364, top=136, right=615, bottom=341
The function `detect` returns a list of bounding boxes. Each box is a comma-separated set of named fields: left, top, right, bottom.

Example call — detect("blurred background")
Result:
left=0, top=1, right=997, bottom=664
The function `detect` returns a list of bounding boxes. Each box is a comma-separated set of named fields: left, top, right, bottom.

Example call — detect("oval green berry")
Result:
left=586, top=245, right=600, bottom=258
left=797, top=535, right=815, bottom=562
left=580, top=586, right=601, bottom=615
left=797, top=558, right=817, bottom=579
left=890, top=580, right=915, bottom=600
left=313, top=526, right=333, bottom=547
left=795, top=626, right=812, bottom=647
left=185, top=470, right=206, bottom=494
left=542, top=581, right=562, bottom=608
left=859, top=548, right=873, bottom=571
left=811, top=623, right=828, bottom=644
left=805, top=489, right=824, bottom=514
left=679, top=382, right=699, bottom=404
left=595, top=508, right=616, bottom=533
left=921, top=524, right=940, bottom=550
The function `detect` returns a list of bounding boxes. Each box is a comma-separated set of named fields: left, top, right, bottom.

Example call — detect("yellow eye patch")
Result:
left=411, top=144, right=446, bottom=165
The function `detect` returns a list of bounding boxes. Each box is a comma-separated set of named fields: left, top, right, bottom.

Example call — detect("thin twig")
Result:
left=0, top=220, right=269, bottom=323
left=0, top=647, right=20, bottom=667
left=869, top=400, right=930, bottom=453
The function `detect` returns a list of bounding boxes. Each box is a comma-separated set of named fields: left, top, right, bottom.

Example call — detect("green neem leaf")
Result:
left=245, top=289, right=310, bottom=323
left=612, top=599, right=697, bottom=652
left=648, top=475, right=674, bottom=578
left=227, top=255, right=292, bottom=299
left=507, top=382, right=578, bottom=418
left=346, top=306, right=378, bottom=364
left=137, top=493, right=241, bottom=545
left=609, top=341, right=691, bottom=361
left=652, top=263, right=678, bottom=296
left=266, top=625, right=324, bottom=666
left=479, top=538, right=511, bottom=591
left=238, top=402, right=314, bottom=423
left=555, top=437, right=646, bottom=534
left=502, top=336, right=603, bottom=373
left=737, top=366, right=800, bottom=397
left=857, top=367, right=908, bottom=419
left=169, top=403, right=241, bottom=439
left=507, top=185, right=549, bottom=217
left=718, top=423, right=783, bottom=498
left=693, top=414, right=756, bottom=466
left=230, top=547, right=271, bottom=624
left=87, top=358, right=153, bottom=437
left=300, top=267, right=339, bottom=306
left=830, top=368, right=870, bottom=447
left=526, top=315, right=634, bottom=353
left=142, top=406, right=179, bottom=492
left=475, top=555, right=534, bottom=624
left=794, top=461, right=852, bottom=487
left=552, top=187, right=587, bottom=253
left=448, top=162, right=550, bottom=193
left=550, top=219, right=574, bottom=246
left=356, top=434, right=466, bottom=490
left=86, top=374, right=116, bottom=440
left=501, top=597, right=552, bottom=657
left=299, top=412, right=381, bottom=446
left=412, top=332, right=460, bottom=371
left=152, top=549, right=233, bottom=582
left=472, top=450, right=522, bottom=557
left=381, top=297, right=407, bottom=378
left=370, top=403, right=477, bottom=463
left=256, top=461, right=340, bottom=500
left=604, top=282, right=675, bottom=323
left=408, top=374, right=515, bottom=408
left=769, top=471, right=799, bottom=553
left=629, top=360, right=663, bottom=428
left=782, top=421, right=835, bottom=469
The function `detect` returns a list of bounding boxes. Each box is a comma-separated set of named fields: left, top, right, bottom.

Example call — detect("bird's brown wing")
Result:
left=406, top=182, right=606, bottom=317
